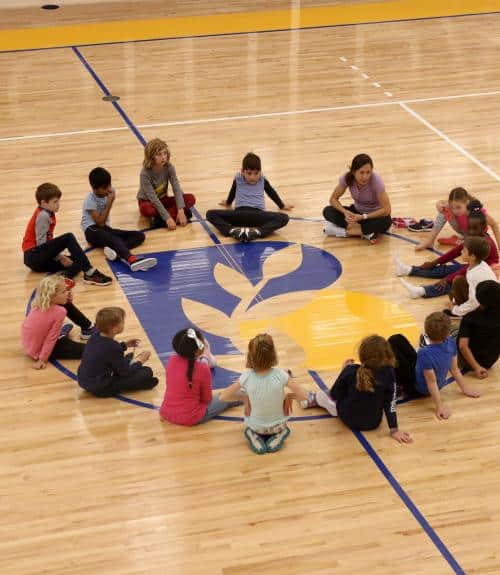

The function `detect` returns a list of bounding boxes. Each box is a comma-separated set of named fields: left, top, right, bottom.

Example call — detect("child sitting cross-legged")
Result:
left=220, top=333, right=310, bottom=454
left=77, top=307, right=158, bottom=397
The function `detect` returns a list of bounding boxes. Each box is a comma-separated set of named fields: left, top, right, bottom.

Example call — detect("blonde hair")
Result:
left=143, top=138, right=170, bottom=169
left=356, top=335, right=396, bottom=393
left=32, top=275, right=65, bottom=312
left=246, top=333, right=278, bottom=371
left=95, top=307, right=125, bottom=333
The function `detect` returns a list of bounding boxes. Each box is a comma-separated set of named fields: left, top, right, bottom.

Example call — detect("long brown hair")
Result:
left=356, top=335, right=396, bottom=393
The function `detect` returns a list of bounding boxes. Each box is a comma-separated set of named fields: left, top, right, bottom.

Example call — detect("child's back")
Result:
left=161, top=354, right=212, bottom=425
left=241, top=367, right=289, bottom=430
left=415, top=336, right=456, bottom=394
left=330, top=363, right=396, bottom=431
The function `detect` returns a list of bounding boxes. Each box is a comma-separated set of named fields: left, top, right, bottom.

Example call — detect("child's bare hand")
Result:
left=462, top=385, right=481, bottom=398
left=218, top=200, right=230, bottom=208
left=420, top=261, right=436, bottom=270
left=436, top=200, right=447, bottom=212
left=125, top=338, right=140, bottom=348
left=177, top=211, right=188, bottom=226
left=474, top=367, right=488, bottom=379
left=136, top=351, right=150, bottom=363
left=59, top=255, right=73, bottom=268
left=107, top=189, right=116, bottom=203
left=436, top=406, right=452, bottom=420
left=342, top=358, right=355, bottom=369
left=33, top=359, right=47, bottom=370
left=390, top=429, right=413, bottom=444
left=434, top=278, right=448, bottom=292
left=166, top=217, right=177, bottom=230
left=281, top=203, right=294, bottom=211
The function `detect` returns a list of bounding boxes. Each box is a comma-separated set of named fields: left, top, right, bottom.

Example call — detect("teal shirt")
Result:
left=239, top=367, right=289, bottom=431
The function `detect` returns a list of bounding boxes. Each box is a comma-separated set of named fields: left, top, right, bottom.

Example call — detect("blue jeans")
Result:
left=409, top=262, right=463, bottom=279
left=198, top=395, right=242, bottom=423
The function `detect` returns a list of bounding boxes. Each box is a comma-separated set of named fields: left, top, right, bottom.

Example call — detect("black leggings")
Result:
left=85, top=225, right=145, bottom=261
left=24, top=233, right=92, bottom=278
left=48, top=302, right=92, bottom=361
left=323, top=204, right=392, bottom=235
left=206, top=207, right=289, bottom=238
left=92, top=366, right=159, bottom=398
left=388, top=334, right=419, bottom=397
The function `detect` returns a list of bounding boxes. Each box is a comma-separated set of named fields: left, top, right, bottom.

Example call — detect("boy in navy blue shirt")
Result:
left=388, top=312, right=480, bottom=419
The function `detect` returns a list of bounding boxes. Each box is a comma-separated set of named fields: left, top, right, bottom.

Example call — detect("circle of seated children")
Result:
left=19, top=138, right=500, bottom=454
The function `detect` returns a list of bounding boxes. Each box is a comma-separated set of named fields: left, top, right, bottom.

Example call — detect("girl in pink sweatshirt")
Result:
left=21, top=275, right=95, bottom=369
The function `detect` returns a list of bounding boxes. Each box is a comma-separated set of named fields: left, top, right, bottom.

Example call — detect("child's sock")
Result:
left=393, top=255, right=412, bottom=276
left=127, top=255, right=137, bottom=264
left=300, top=391, right=318, bottom=409
left=86, top=267, right=96, bottom=276
left=400, top=278, right=425, bottom=299
left=315, top=390, right=338, bottom=416
left=324, top=221, right=347, bottom=237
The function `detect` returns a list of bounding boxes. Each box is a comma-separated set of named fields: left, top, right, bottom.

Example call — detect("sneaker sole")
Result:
left=103, top=247, right=118, bottom=261
left=408, top=227, right=433, bottom=232
left=83, top=278, right=112, bottom=286
left=244, top=428, right=267, bottom=454
left=130, top=257, right=158, bottom=272
left=265, top=428, right=291, bottom=453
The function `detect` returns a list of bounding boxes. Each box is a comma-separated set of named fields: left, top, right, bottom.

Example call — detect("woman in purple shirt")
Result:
left=323, top=154, right=392, bottom=243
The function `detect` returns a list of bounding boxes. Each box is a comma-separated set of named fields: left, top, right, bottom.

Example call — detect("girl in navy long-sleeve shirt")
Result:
left=304, top=335, right=412, bottom=444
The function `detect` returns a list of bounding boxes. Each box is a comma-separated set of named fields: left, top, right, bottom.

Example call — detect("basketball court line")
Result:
left=65, top=42, right=469, bottom=574
left=2, top=89, right=500, bottom=143
left=1, top=0, right=499, bottom=52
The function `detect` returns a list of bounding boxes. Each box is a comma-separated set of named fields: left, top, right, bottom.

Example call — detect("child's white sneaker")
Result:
left=104, top=247, right=117, bottom=261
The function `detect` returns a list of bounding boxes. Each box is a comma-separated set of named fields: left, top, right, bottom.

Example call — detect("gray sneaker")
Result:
left=130, top=257, right=158, bottom=272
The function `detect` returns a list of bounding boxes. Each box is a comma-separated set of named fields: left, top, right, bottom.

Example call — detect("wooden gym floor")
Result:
left=2, top=1, right=500, bottom=574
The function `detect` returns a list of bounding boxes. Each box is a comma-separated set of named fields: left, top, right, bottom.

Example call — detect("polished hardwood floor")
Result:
left=1, top=2, right=500, bottom=574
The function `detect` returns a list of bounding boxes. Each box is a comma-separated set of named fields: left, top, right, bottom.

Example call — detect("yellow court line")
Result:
left=1, top=0, right=500, bottom=52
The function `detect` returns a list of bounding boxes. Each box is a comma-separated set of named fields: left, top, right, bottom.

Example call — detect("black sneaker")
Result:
left=83, top=269, right=113, bottom=286
left=408, top=219, right=434, bottom=232
left=246, top=228, right=261, bottom=242
left=229, top=227, right=248, bottom=242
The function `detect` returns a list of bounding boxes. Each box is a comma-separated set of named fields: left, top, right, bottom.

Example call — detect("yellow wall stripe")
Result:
left=1, top=0, right=499, bottom=52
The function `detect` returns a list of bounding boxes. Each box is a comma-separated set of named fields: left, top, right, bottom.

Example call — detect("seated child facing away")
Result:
left=137, top=138, right=196, bottom=230
left=220, top=333, right=309, bottom=454
left=82, top=167, right=157, bottom=272
left=160, top=328, right=241, bottom=426
left=388, top=312, right=480, bottom=420
left=206, top=152, right=293, bottom=242
left=21, top=275, right=96, bottom=369
left=396, top=201, right=498, bottom=300
left=303, top=335, right=412, bottom=444
left=77, top=307, right=158, bottom=397
left=457, top=280, right=500, bottom=379
left=22, top=183, right=112, bottom=286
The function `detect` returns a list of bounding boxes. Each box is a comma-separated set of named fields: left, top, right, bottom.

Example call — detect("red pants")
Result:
left=138, top=194, right=196, bottom=221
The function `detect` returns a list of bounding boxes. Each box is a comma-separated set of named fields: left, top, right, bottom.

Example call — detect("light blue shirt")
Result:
left=239, top=367, right=289, bottom=431
left=234, top=173, right=265, bottom=210
left=81, top=191, right=110, bottom=232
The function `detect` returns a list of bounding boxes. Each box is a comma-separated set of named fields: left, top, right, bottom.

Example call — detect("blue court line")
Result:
left=308, top=369, right=466, bottom=574
left=2, top=11, right=499, bottom=55
left=72, top=46, right=147, bottom=147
